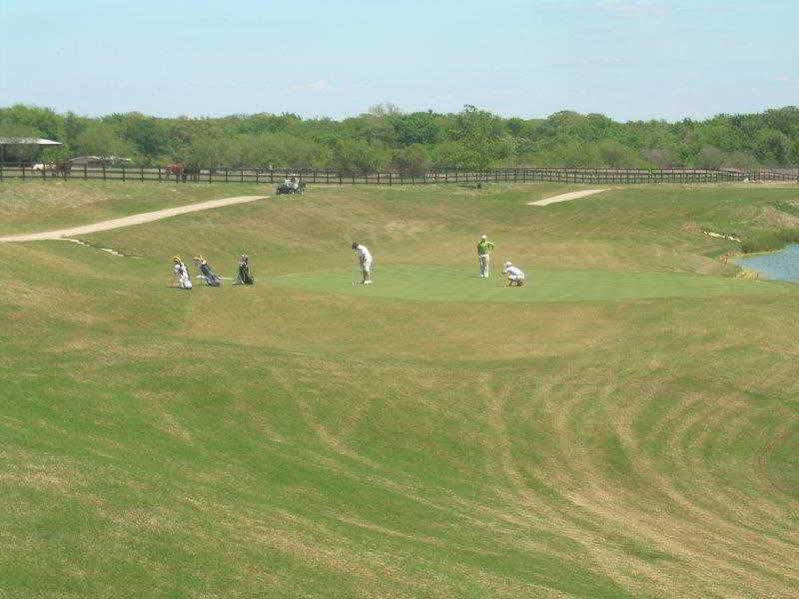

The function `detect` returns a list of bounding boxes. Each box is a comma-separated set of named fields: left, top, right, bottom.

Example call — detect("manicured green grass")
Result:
left=1, top=182, right=798, bottom=598
left=274, top=264, right=784, bottom=303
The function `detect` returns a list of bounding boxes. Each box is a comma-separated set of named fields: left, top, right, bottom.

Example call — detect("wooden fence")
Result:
left=1, top=165, right=797, bottom=185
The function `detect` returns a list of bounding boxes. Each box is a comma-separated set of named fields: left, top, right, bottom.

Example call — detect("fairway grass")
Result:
left=274, top=264, right=784, bottom=303
left=1, top=182, right=798, bottom=598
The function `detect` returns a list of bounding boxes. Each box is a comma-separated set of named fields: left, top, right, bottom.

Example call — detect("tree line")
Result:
left=1, top=103, right=798, bottom=175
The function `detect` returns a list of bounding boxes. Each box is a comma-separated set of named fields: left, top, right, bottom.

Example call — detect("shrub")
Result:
left=741, top=229, right=799, bottom=253
left=392, top=144, right=430, bottom=176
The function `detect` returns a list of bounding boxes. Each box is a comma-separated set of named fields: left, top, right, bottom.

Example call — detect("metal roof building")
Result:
left=0, top=138, right=63, bottom=163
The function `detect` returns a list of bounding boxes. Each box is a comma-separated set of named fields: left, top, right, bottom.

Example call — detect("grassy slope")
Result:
left=0, top=180, right=268, bottom=235
left=1, top=182, right=798, bottom=598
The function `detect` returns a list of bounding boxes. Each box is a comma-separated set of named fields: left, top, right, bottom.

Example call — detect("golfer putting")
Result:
left=352, top=241, right=373, bottom=285
left=503, top=261, right=525, bottom=286
left=477, top=234, right=495, bottom=278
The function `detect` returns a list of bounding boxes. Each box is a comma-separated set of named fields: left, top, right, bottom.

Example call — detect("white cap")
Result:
left=481, top=234, right=487, bottom=239
left=504, top=261, right=512, bottom=267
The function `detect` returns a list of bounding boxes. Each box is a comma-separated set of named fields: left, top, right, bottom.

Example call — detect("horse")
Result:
left=30, top=162, right=70, bottom=176
left=164, top=163, right=185, bottom=180
left=164, top=163, right=200, bottom=182
left=183, top=164, right=200, bottom=182
left=50, top=161, right=71, bottom=176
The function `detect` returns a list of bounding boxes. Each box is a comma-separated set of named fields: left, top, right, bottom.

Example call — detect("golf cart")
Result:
left=276, top=174, right=305, bottom=195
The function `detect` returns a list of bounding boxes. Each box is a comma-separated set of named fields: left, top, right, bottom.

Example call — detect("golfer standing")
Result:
left=352, top=242, right=373, bottom=285
left=477, top=234, right=495, bottom=278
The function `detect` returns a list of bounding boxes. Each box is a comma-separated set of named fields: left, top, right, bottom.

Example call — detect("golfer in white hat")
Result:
left=503, top=261, right=525, bottom=286
left=352, top=241, right=373, bottom=284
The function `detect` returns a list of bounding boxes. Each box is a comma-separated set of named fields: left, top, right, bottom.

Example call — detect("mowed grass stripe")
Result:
left=273, top=264, right=787, bottom=303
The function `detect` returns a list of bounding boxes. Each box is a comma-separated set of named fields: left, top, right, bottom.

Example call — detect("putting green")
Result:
left=273, top=264, right=787, bottom=303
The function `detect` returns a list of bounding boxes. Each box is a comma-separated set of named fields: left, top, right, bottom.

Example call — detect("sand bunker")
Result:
left=528, top=189, right=607, bottom=206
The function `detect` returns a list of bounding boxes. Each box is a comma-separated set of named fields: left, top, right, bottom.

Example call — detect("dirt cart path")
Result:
left=528, top=189, right=607, bottom=206
left=0, top=195, right=267, bottom=242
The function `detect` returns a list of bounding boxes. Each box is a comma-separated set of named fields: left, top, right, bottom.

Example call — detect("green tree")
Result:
left=390, top=112, right=443, bottom=146
left=449, top=105, right=505, bottom=171
left=75, top=123, right=134, bottom=160
left=62, top=112, right=88, bottom=151
left=429, top=141, right=468, bottom=169
left=755, top=128, right=791, bottom=165
left=697, top=145, right=725, bottom=169
left=392, top=144, right=430, bottom=176
left=186, top=136, right=230, bottom=170
left=0, top=104, right=62, bottom=140
left=115, top=114, right=170, bottom=164
left=597, top=139, right=639, bottom=167
left=328, top=139, right=387, bottom=175
left=548, top=140, right=599, bottom=167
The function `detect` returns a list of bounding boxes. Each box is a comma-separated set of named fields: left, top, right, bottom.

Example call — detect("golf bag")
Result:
left=174, top=262, right=192, bottom=289
left=198, top=260, right=222, bottom=287
left=235, top=257, right=254, bottom=285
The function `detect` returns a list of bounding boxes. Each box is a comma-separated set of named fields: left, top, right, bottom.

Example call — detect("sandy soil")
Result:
left=528, top=189, right=607, bottom=206
left=0, top=196, right=267, bottom=242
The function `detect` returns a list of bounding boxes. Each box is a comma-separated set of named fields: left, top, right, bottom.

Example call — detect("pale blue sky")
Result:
left=1, top=0, right=796, bottom=121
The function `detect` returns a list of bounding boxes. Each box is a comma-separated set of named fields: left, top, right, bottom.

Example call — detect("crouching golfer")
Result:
left=503, top=261, right=525, bottom=286
left=352, top=242, right=373, bottom=284
left=477, top=234, right=495, bottom=278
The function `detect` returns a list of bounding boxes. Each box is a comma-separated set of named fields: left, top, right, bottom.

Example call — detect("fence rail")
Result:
left=1, top=165, right=797, bottom=185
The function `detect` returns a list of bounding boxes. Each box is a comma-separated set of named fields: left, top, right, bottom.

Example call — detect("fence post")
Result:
left=84, top=164, right=88, bottom=180
left=22, top=165, right=26, bottom=180
left=122, top=165, right=126, bottom=182
left=140, top=166, right=144, bottom=182
left=389, top=172, right=392, bottom=186
left=102, top=163, right=106, bottom=180
left=225, top=168, right=229, bottom=183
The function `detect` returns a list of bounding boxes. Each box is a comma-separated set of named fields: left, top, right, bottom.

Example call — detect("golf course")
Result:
left=1, top=180, right=797, bottom=598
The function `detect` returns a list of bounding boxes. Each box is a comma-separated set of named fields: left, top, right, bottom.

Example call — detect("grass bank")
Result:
left=1, top=182, right=797, bottom=598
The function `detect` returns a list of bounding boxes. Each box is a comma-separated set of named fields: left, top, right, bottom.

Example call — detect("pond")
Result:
left=735, top=244, right=799, bottom=282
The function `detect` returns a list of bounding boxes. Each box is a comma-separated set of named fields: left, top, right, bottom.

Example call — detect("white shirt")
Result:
left=504, top=265, right=524, bottom=278
left=355, top=245, right=372, bottom=263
